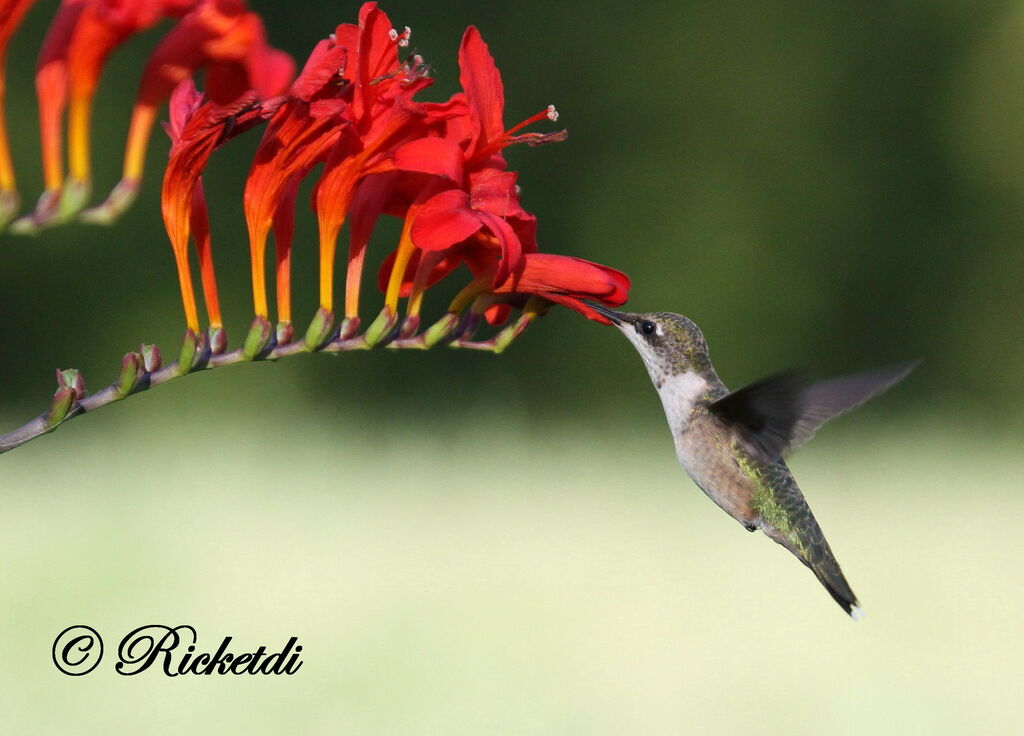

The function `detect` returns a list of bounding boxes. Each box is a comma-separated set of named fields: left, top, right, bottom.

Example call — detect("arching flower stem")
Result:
left=0, top=304, right=547, bottom=454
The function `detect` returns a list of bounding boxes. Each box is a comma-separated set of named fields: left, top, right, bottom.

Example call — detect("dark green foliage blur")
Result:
left=1, top=0, right=1021, bottom=433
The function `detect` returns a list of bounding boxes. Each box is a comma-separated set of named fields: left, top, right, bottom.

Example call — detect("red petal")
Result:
left=537, top=293, right=615, bottom=324
left=350, top=172, right=399, bottom=260
left=476, top=210, right=522, bottom=285
left=36, top=1, right=81, bottom=72
left=137, top=1, right=293, bottom=107
left=351, top=3, right=398, bottom=121
left=358, top=3, right=398, bottom=82
left=483, top=303, right=511, bottom=326
left=331, top=22, right=359, bottom=55
left=469, top=167, right=521, bottom=217
left=410, top=189, right=481, bottom=250
left=0, top=0, right=35, bottom=44
left=290, top=40, right=347, bottom=101
left=271, top=172, right=301, bottom=253
left=249, top=45, right=296, bottom=99
left=165, top=78, right=202, bottom=140
left=493, top=253, right=631, bottom=304
left=458, top=27, right=505, bottom=148
left=512, top=211, right=538, bottom=254
left=422, top=93, right=472, bottom=140
left=393, top=137, right=465, bottom=183
left=308, top=97, right=347, bottom=119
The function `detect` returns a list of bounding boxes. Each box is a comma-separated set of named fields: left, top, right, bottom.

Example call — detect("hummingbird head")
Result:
left=589, top=304, right=712, bottom=385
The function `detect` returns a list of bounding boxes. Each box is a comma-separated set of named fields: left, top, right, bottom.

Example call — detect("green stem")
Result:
left=0, top=306, right=539, bottom=455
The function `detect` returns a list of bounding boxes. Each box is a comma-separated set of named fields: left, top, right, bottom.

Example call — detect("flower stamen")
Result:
left=504, top=105, right=560, bottom=138
left=389, top=26, right=411, bottom=47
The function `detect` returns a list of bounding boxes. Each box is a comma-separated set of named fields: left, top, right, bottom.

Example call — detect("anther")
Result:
left=546, top=104, right=559, bottom=122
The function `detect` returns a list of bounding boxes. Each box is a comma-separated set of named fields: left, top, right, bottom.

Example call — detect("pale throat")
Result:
left=653, top=370, right=709, bottom=432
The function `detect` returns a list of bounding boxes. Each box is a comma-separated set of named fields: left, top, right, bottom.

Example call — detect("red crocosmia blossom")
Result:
left=344, top=94, right=470, bottom=321
left=88, top=0, right=295, bottom=223
left=379, top=233, right=629, bottom=327
left=387, top=26, right=564, bottom=310
left=18, top=0, right=199, bottom=228
left=311, top=1, right=434, bottom=320
left=489, top=254, right=631, bottom=325
left=0, top=0, right=37, bottom=226
left=0, top=0, right=630, bottom=359
left=243, top=33, right=350, bottom=325
left=161, top=79, right=278, bottom=334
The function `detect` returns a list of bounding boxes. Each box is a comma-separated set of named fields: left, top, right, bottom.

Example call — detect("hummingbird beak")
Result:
left=587, top=302, right=632, bottom=326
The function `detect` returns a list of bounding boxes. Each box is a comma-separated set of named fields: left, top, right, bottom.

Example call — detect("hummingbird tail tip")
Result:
left=849, top=605, right=866, bottom=622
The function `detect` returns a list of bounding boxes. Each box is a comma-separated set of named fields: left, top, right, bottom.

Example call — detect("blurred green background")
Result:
left=1, top=1, right=1022, bottom=733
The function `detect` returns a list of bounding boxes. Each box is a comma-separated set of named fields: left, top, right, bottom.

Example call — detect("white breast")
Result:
left=655, top=371, right=709, bottom=433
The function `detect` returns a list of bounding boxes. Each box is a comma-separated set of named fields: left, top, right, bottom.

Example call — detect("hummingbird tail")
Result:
left=762, top=517, right=861, bottom=618
left=808, top=559, right=861, bottom=618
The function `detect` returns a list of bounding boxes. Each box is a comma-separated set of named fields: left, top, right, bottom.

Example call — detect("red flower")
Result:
left=406, top=29, right=563, bottom=261
left=88, top=0, right=294, bottom=223
left=242, top=30, right=351, bottom=323
left=5, top=0, right=632, bottom=342
left=311, top=1, right=432, bottom=319
left=162, top=79, right=277, bottom=333
left=0, top=0, right=37, bottom=226
left=380, top=239, right=630, bottom=327
left=244, top=1, right=434, bottom=324
left=380, top=26, right=564, bottom=317
left=17, top=0, right=200, bottom=229
left=490, top=254, right=630, bottom=323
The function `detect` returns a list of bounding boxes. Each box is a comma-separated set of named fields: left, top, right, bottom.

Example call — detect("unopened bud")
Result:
left=116, top=353, right=142, bottom=397
left=58, top=178, right=91, bottom=221
left=338, top=316, right=361, bottom=341
left=47, top=387, right=76, bottom=428
left=422, top=312, right=460, bottom=347
left=398, top=314, right=420, bottom=339
left=139, top=343, right=162, bottom=373
left=362, top=307, right=398, bottom=347
left=304, top=308, right=335, bottom=350
left=276, top=321, right=294, bottom=346
left=177, top=329, right=205, bottom=375
left=208, top=326, right=228, bottom=356
left=79, top=177, right=140, bottom=225
left=243, top=316, right=274, bottom=360
left=55, top=368, right=86, bottom=400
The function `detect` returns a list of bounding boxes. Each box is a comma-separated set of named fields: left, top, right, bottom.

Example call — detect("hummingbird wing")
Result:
left=709, top=362, right=917, bottom=463
left=787, top=362, right=918, bottom=452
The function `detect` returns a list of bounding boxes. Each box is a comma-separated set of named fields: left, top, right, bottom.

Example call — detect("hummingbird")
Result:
left=589, top=304, right=915, bottom=618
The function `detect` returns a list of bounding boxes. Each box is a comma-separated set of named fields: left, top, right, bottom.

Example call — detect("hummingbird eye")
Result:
left=638, top=320, right=657, bottom=337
